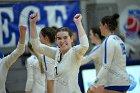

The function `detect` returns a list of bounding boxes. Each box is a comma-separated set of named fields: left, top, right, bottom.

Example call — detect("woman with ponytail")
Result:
left=25, top=42, right=45, bottom=93
left=82, top=13, right=130, bottom=93
left=39, top=26, right=57, bottom=93
left=30, top=13, right=89, bottom=93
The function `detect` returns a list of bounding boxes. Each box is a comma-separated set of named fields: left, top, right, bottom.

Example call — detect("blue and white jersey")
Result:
left=82, top=45, right=102, bottom=75
left=94, top=35, right=130, bottom=86
left=42, top=55, right=55, bottom=80
left=25, top=55, right=46, bottom=93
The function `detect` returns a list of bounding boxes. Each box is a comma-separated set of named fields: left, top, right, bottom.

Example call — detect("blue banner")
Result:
left=0, top=1, right=80, bottom=47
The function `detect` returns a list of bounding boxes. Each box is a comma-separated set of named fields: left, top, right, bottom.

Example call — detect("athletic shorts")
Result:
left=104, top=86, right=130, bottom=92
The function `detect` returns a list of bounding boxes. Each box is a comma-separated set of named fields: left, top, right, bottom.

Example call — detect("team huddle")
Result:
left=0, top=13, right=130, bottom=93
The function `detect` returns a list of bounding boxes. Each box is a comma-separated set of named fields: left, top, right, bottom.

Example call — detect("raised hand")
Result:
left=30, top=13, right=38, bottom=23
left=19, top=25, right=27, bottom=44
left=73, top=14, right=82, bottom=24
left=29, top=13, right=38, bottom=38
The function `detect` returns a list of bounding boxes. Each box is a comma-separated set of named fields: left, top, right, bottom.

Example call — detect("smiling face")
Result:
left=56, top=31, right=73, bottom=54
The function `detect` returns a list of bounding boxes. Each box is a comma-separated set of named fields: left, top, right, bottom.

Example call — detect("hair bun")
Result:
left=112, top=13, right=119, bottom=20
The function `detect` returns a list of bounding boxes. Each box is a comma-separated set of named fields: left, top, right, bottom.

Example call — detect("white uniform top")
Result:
left=42, top=55, right=55, bottom=80
left=25, top=55, right=46, bottom=93
left=0, top=43, right=25, bottom=93
left=30, top=35, right=89, bottom=93
left=82, top=45, right=102, bottom=75
left=82, top=35, right=130, bottom=87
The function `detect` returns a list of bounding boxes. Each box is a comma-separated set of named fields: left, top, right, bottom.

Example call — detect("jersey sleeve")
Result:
left=44, top=56, right=55, bottom=80
left=73, top=35, right=89, bottom=60
left=94, top=37, right=115, bottom=86
left=46, top=61, right=55, bottom=80
left=81, top=45, right=101, bottom=65
left=30, top=38, right=57, bottom=60
left=4, top=43, right=25, bottom=69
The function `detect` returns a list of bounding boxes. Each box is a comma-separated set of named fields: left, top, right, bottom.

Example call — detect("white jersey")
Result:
left=25, top=55, right=46, bottom=93
left=82, top=45, right=102, bottom=75
left=42, top=55, right=55, bottom=80
left=0, top=43, right=25, bottom=93
left=82, top=35, right=130, bottom=87
left=42, top=55, right=55, bottom=93
left=30, top=35, right=89, bottom=93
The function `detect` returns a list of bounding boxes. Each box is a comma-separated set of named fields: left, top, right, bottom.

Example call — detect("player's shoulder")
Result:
left=109, top=35, right=121, bottom=40
left=102, top=35, right=121, bottom=46
left=27, top=55, right=38, bottom=64
left=107, top=35, right=122, bottom=43
left=28, top=55, right=37, bottom=60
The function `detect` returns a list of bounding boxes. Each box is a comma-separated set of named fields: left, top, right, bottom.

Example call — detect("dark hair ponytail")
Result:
left=101, top=13, right=120, bottom=31
left=27, top=42, right=45, bottom=74
left=112, top=13, right=119, bottom=21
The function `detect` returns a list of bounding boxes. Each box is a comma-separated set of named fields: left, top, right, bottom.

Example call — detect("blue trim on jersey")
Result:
left=104, top=86, right=130, bottom=92
left=89, top=45, right=101, bottom=54
left=104, top=37, right=109, bottom=64
left=43, top=55, right=47, bottom=71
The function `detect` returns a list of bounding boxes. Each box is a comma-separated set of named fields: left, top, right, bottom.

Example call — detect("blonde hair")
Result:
left=27, top=42, right=45, bottom=74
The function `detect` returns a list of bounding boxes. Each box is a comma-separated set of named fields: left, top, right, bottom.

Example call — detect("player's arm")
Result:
left=47, top=80, right=54, bottom=93
left=4, top=25, right=26, bottom=68
left=73, top=14, right=89, bottom=59
left=81, top=45, right=101, bottom=65
left=29, top=13, right=56, bottom=59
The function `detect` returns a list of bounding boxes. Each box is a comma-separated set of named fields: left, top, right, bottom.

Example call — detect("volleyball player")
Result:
left=25, top=42, right=45, bottom=93
left=29, top=13, right=89, bottom=93
left=0, top=25, right=26, bottom=93
left=82, top=13, right=130, bottom=93
left=39, top=27, right=56, bottom=93
left=81, top=27, right=104, bottom=93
